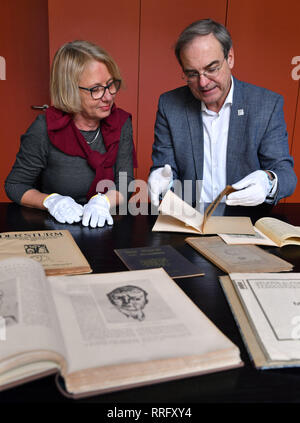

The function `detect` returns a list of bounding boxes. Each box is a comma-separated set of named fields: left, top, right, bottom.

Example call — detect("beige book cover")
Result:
left=220, top=274, right=300, bottom=368
left=0, top=257, right=242, bottom=399
left=0, top=230, right=91, bottom=275
left=185, top=236, right=293, bottom=273
left=219, top=217, right=300, bottom=247
left=152, top=187, right=255, bottom=235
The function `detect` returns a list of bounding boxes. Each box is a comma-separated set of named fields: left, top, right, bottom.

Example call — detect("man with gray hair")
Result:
left=148, top=19, right=296, bottom=207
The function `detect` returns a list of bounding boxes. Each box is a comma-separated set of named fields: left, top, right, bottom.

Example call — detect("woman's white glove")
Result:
left=43, top=193, right=83, bottom=224
left=82, top=194, right=113, bottom=228
left=148, top=164, right=173, bottom=207
left=226, top=170, right=271, bottom=206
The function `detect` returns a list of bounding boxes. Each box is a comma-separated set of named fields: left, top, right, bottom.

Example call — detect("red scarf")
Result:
left=45, top=105, right=137, bottom=200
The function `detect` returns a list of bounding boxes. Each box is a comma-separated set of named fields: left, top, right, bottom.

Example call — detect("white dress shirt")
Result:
left=200, top=78, right=234, bottom=203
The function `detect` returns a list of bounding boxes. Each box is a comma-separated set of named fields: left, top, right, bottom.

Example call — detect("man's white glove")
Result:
left=226, top=170, right=271, bottom=206
left=82, top=194, right=113, bottom=228
left=148, top=164, right=173, bottom=207
left=43, top=193, right=83, bottom=224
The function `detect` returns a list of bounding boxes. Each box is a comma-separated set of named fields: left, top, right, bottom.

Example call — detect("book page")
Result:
left=255, top=217, right=300, bottom=246
left=0, top=258, right=66, bottom=369
left=218, top=228, right=277, bottom=246
left=202, top=185, right=235, bottom=228
left=156, top=190, right=254, bottom=235
left=158, top=190, right=203, bottom=232
left=229, top=273, right=300, bottom=361
left=48, top=268, right=239, bottom=376
left=152, top=214, right=201, bottom=234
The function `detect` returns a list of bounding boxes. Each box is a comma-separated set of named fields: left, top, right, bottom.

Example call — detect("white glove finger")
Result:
left=55, top=202, right=83, bottom=220
left=73, top=204, right=84, bottom=216
left=227, top=186, right=254, bottom=200
left=231, top=178, right=255, bottom=191
left=66, top=213, right=82, bottom=224
left=162, top=164, right=172, bottom=178
left=107, top=214, right=113, bottom=225
left=90, top=210, right=100, bottom=228
left=149, top=184, right=160, bottom=207
left=96, top=215, right=106, bottom=227
left=82, top=209, right=92, bottom=227
left=63, top=207, right=82, bottom=224
left=226, top=186, right=263, bottom=206
left=53, top=213, right=66, bottom=224
left=72, top=213, right=83, bottom=223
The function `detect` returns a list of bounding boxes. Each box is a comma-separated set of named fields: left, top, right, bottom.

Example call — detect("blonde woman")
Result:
left=5, top=40, right=136, bottom=227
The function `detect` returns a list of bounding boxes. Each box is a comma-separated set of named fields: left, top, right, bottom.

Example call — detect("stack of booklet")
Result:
left=151, top=188, right=300, bottom=370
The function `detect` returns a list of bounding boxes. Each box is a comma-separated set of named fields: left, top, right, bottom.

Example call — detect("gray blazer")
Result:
left=151, top=76, right=297, bottom=205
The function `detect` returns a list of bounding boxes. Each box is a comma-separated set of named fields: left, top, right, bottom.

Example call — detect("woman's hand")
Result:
left=43, top=193, right=84, bottom=224
left=82, top=194, right=113, bottom=228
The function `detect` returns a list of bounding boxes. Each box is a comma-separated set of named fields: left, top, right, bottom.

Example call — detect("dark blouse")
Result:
left=5, top=114, right=134, bottom=204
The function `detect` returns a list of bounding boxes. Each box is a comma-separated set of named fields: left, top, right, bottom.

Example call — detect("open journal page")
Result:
left=0, top=258, right=67, bottom=381
left=229, top=273, right=300, bottom=362
left=218, top=228, right=278, bottom=246
left=158, top=190, right=203, bottom=231
left=255, top=217, right=300, bottom=246
left=47, top=268, right=240, bottom=392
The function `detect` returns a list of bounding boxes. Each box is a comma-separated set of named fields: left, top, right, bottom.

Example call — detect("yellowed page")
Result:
left=158, top=190, right=203, bottom=232
left=202, top=185, right=236, bottom=228
left=255, top=217, right=300, bottom=247
left=0, top=258, right=66, bottom=386
left=229, top=273, right=300, bottom=362
left=220, top=275, right=300, bottom=369
left=157, top=190, right=255, bottom=235
left=218, top=228, right=277, bottom=246
left=152, top=214, right=201, bottom=234
left=203, top=216, right=255, bottom=235
left=47, top=268, right=241, bottom=394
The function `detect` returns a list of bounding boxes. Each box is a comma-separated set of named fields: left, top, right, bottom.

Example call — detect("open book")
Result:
left=219, top=217, right=300, bottom=247
left=0, top=257, right=242, bottom=398
left=0, top=230, right=91, bottom=275
left=152, top=187, right=255, bottom=235
left=220, top=273, right=300, bottom=369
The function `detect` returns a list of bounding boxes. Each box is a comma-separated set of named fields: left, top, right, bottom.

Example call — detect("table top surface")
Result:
left=1, top=201, right=300, bottom=406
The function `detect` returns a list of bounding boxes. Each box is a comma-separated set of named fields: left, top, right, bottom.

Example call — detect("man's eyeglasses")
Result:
left=182, top=57, right=227, bottom=82
left=79, top=79, right=121, bottom=100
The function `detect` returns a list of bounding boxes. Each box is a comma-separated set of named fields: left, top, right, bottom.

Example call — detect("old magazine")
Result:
left=185, top=236, right=293, bottom=273
left=0, top=230, right=91, bottom=275
left=220, top=273, right=300, bottom=368
left=152, top=188, right=255, bottom=235
left=114, top=245, right=204, bottom=279
left=0, top=257, right=242, bottom=398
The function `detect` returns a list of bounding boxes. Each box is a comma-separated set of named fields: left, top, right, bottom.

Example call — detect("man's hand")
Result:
left=148, top=164, right=173, bottom=207
left=226, top=170, right=271, bottom=206
left=43, top=193, right=84, bottom=224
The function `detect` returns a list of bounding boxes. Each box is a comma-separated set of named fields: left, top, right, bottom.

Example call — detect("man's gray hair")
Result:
left=175, top=18, right=232, bottom=65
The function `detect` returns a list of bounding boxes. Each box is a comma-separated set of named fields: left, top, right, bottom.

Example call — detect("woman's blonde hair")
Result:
left=50, top=40, right=122, bottom=113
